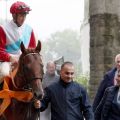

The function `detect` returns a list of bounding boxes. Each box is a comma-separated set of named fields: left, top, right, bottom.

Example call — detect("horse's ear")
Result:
left=35, top=40, right=41, bottom=52
left=20, top=42, right=26, bottom=53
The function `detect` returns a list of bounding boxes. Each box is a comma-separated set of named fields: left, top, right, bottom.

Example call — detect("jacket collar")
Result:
left=59, top=78, right=73, bottom=87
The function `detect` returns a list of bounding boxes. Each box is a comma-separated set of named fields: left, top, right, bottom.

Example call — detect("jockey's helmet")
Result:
left=10, top=1, right=31, bottom=14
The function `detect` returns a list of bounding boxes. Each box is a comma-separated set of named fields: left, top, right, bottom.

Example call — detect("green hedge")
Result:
left=75, top=73, right=89, bottom=89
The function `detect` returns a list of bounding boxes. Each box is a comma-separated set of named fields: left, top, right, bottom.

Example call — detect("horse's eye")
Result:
left=24, top=65, right=30, bottom=72
left=40, top=63, right=44, bottom=68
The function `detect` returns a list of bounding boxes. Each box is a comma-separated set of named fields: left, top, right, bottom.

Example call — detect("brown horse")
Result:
left=0, top=41, right=44, bottom=120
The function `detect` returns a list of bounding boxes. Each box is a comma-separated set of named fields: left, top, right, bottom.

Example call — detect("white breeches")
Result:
left=0, top=62, right=11, bottom=84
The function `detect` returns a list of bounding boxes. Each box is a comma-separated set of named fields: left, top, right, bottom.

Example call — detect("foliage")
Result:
left=75, top=73, right=89, bottom=89
left=41, top=29, right=82, bottom=73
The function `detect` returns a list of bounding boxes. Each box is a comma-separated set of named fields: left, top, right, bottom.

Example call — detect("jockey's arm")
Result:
left=0, top=26, right=10, bottom=62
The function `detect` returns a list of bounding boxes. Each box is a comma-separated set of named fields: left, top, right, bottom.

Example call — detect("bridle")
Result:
left=12, top=52, right=43, bottom=93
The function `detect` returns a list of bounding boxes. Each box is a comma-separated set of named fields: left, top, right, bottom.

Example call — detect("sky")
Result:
left=0, top=0, right=84, bottom=41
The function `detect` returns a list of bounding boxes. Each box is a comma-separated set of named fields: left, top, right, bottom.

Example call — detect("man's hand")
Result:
left=34, top=99, right=41, bottom=109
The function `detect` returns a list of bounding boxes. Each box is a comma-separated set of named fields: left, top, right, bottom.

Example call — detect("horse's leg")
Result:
left=0, top=114, right=7, bottom=120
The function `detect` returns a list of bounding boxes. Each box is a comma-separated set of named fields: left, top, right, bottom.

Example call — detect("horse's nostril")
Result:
left=34, top=93, right=43, bottom=100
left=34, top=93, right=37, bottom=98
left=38, top=94, right=43, bottom=99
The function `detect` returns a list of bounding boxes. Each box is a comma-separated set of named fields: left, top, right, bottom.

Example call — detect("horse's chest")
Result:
left=10, top=100, right=39, bottom=120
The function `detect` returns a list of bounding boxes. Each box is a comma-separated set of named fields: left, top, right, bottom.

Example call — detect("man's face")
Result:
left=116, top=72, right=120, bottom=86
left=15, top=13, right=26, bottom=26
left=60, top=64, right=74, bottom=83
left=47, top=63, right=56, bottom=75
left=115, top=56, right=120, bottom=70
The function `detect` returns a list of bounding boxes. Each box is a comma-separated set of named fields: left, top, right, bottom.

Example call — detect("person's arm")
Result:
left=93, top=74, right=109, bottom=112
left=33, top=87, right=51, bottom=111
left=0, top=26, right=10, bottom=61
left=40, top=87, right=51, bottom=112
left=81, top=87, right=94, bottom=120
left=94, top=88, right=109, bottom=120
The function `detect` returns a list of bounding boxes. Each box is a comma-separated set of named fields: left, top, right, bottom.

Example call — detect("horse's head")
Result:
left=14, top=41, right=44, bottom=100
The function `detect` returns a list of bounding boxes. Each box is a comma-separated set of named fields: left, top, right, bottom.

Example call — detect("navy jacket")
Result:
left=93, top=67, right=117, bottom=112
left=40, top=79, right=94, bottom=120
left=95, top=86, right=120, bottom=120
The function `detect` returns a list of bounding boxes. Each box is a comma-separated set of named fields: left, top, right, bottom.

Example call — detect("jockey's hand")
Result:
left=10, top=56, right=18, bottom=71
left=10, top=56, right=18, bottom=63
left=34, top=99, right=41, bottom=109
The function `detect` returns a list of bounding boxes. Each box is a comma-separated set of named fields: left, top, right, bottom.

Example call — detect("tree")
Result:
left=42, top=29, right=82, bottom=74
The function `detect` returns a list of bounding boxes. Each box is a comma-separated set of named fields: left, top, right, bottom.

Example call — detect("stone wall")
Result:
left=89, top=13, right=120, bottom=101
left=89, top=0, right=120, bottom=17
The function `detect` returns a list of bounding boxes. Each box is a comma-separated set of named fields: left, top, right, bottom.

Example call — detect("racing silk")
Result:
left=0, top=20, right=36, bottom=62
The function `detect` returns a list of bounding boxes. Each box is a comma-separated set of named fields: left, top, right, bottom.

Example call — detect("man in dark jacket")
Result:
left=93, top=54, right=120, bottom=112
left=95, top=70, right=120, bottom=120
left=35, top=61, right=94, bottom=120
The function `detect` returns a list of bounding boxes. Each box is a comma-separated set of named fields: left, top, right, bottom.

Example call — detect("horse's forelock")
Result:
left=19, top=48, right=37, bottom=60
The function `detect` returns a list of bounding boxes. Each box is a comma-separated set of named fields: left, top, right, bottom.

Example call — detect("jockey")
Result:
left=0, top=1, right=36, bottom=84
